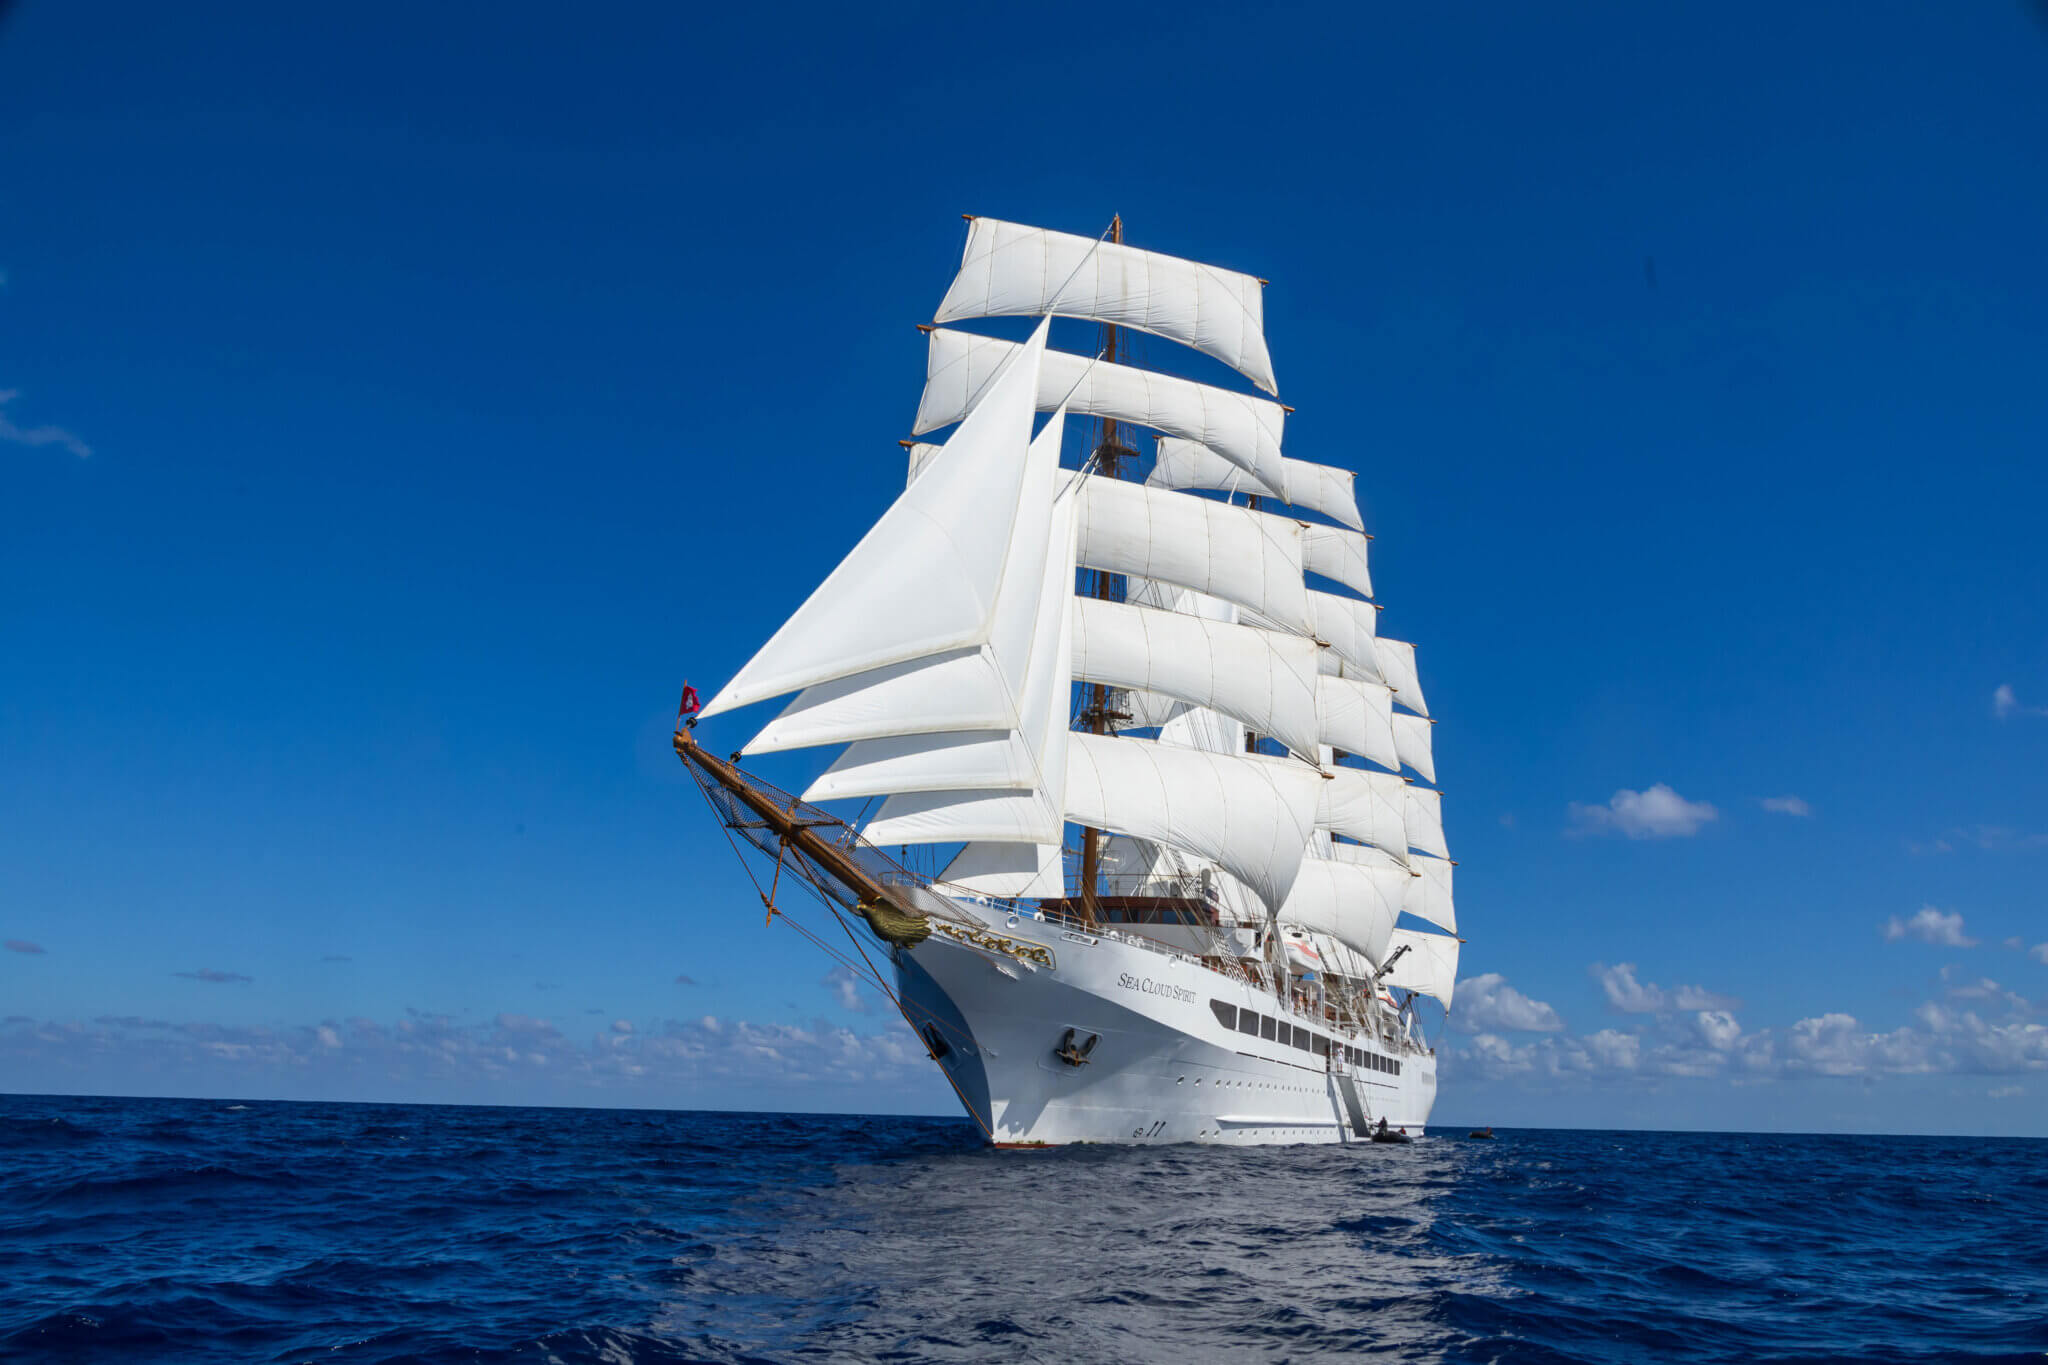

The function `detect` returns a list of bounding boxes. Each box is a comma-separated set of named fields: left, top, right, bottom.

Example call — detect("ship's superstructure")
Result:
left=675, top=217, right=1459, bottom=1144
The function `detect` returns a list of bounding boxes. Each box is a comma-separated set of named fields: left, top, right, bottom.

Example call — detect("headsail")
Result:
left=701, top=319, right=1051, bottom=718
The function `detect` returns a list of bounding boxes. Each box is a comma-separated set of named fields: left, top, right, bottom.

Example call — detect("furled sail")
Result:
left=1381, top=926, right=1460, bottom=1006
left=933, top=217, right=1278, bottom=395
left=1316, top=675, right=1399, bottom=772
left=1071, top=597, right=1321, bottom=761
left=1149, top=437, right=1363, bottom=532
left=1276, top=857, right=1406, bottom=962
left=1316, top=766, right=1411, bottom=867
left=702, top=320, right=1050, bottom=718
left=1077, top=477, right=1311, bottom=635
left=1392, top=712, right=1435, bottom=783
left=913, top=329, right=1289, bottom=493
left=1376, top=637, right=1427, bottom=716
left=1064, top=732, right=1323, bottom=911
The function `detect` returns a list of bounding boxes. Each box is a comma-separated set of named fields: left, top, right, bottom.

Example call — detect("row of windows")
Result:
left=1208, top=1000, right=1402, bottom=1076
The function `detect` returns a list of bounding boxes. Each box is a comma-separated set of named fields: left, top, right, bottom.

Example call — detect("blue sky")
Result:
left=3, top=1, right=2045, bottom=1133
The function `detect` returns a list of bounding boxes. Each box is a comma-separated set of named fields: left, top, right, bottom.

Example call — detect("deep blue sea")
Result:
left=2, top=1095, right=2044, bottom=1363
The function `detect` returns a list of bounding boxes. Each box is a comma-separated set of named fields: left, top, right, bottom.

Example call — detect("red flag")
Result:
left=678, top=684, right=701, bottom=717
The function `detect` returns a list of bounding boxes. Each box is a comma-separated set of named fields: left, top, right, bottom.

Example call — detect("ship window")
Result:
left=1238, top=1010, right=1260, bottom=1037
left=1210, top=1001, right=1237, bottom=1031
left=1313, top=1036, right=1331, bottom=1057
left=1391, top=1059, right=1401, bottom=1076
left=1291, top=1026, right=1311, bottom=1051
left=1260, top=1015, right=1277, bottom=1042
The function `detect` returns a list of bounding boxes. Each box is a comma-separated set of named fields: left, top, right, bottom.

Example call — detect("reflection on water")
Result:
left=658, top=1138, right=1503, bottom=1363
left=3, top=1099, right=2043, bottom=1364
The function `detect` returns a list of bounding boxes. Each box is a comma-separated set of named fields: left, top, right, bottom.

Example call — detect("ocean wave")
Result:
left=1, top=1097, right=2043, bottom=1364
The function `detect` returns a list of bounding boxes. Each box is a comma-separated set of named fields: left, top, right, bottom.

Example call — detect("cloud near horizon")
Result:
left=1568, top=784, right=1718, bottom=839
left=1593, top=962, right=1742, bottom=1014
left=1452, top=980, right=2048, bottom=1086
left=1454, top=974, right=1565, bottom=1033
left=0, top=1007, right=934, bottom=1101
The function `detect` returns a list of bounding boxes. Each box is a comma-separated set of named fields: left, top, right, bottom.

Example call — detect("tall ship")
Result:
left=675, top=216, right=1460, bottom=1145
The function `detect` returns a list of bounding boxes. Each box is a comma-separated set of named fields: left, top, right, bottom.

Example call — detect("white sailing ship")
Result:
left=675, top=216, right=1460, bottom=1145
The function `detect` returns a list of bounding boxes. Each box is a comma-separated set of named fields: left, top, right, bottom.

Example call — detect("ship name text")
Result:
left=1117, top=972, right=1197, bottom=1004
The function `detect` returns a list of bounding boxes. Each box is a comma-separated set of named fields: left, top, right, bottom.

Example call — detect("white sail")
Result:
left=1327, top=838, right=1409, bottom=873
left=933, top=217, right=1278, bottom=395
left=905, top=441, right=942, bottom=484
left=703, top=320, right=1049, bottom=718
left=1381, top=926, right=1459, bottom=1006
left=858, top=443, right=1082, bottom=854
left=1404, top=785, right=1448, bottom=859
left=1071, top=597, right=1321, bottom=761
left=940, top=839, right=1064, bottom=899
left=1316, top=675, right=1399, bottom=772
left=1077, top=477, right=1311, bottom=635
left=1316, top=766, right=1411, bottom=867
left=1405, top=853, right=1455, bottom=934
left=805, top=730, right=1040, bottom=801
left=914, top=329, right=1288, bottom=493
left=752, top=405, right=1070, bottom=754
left=861, top=786, right=1064, bottom=846
left=1392, top=712, right=1435, bottom=783
left=1064, top=732, right=1323, bottom=912
left=1276, top=857, right=1406, bottom=962
left=745, top=649, right=1014, bottom=753
left=1302, top=524, right=1373, bottom=599
left=1302, top=593, right=1384, bottom=687
left=1377, top=637, right=1427, bottom=717
left=1149, top=437, right=1363, bottom=532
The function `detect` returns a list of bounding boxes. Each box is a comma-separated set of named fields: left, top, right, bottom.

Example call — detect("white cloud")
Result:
left=1882, top=906, right=1977, bottom=947
left=1593, top=962, right=1742, bottom=1014
left=1454, top=974, right=1564, bottom=1032
left=1758, top=795, right=1812, bottom=817
left=1989, top=1085, right=2024, bottom=1099
left=2032, top=944, right=2048, bottom=966
left=610, top=1019, right=634, bottom=1035
left=1569, top=784, right=1718, bottom=839
left=822, top=965, right=871, bottom=1014
left=1693, top=1010, right=1743, bottom=1051
left=0, top=389, right=91, bottom=459
left=0, top=1008, right=935, bottom=1097
left=1994, top=684, right=2048, bottom=720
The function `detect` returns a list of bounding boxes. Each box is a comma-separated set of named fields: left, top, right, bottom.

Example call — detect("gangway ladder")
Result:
left=1328, top=1047, right=1373, bottom=1139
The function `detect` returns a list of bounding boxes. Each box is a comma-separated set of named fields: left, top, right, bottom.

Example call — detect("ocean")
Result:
left=1, top=1094, right=2042, bottom=1363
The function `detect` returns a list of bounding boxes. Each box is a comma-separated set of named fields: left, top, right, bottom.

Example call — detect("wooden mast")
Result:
left=1074, top=214, right=1126, bottom=927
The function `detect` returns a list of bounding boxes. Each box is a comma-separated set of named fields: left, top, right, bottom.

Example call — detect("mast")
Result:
left=1074, top=214, right=1128, bottom=926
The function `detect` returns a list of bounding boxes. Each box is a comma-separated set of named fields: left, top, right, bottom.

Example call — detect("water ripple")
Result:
left=0, top=1096, right=2042, bottom=1363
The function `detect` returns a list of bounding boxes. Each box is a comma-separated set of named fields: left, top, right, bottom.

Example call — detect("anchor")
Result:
left=1054, top=1027, right=1100, bottom=1067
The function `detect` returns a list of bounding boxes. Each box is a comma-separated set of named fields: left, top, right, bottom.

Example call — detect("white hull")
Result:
left=895, top=900, right=1436, bottom=1147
